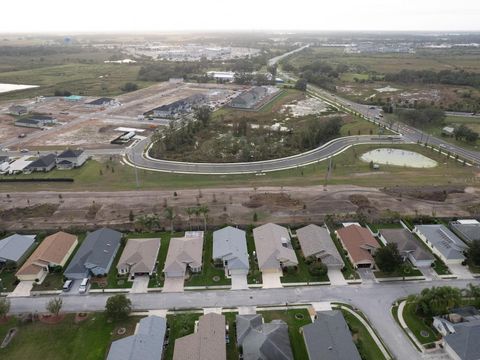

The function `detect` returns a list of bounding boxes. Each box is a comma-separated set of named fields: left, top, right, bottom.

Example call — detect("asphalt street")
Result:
left=10, top=278, right=479, bottom=360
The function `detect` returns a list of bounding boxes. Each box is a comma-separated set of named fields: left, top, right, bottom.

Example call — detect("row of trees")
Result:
left=138, top=62, right=203, bottom=82
left=292, top=117, right=342, bottom=151
left=385, top=69, right=480, bottom=89
left=395, top=108, right=446, bottom=127
left=134, top=205, right=209, bottom=232
left=453, top=124, right=479, bottom=143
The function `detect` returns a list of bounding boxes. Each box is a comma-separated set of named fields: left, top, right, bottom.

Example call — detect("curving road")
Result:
left=125, top=135, right=405, bottom=174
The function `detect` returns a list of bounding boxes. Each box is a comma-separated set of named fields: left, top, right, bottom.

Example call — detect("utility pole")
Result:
left=324, top=157, right=333, bottom=191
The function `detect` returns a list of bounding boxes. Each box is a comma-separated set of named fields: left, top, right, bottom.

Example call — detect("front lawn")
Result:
left=402, top=302, right=439, bottom=345
left=0, top=313, right=139, bottom=360
left=0, top=270, right=18, bottom=292
left=259, top=309, right=311, bottom=360
left=281, top=247, right=329, bottom=283
left=374, top=266, right=423, bottom=279
left=340, top=309, right=388, bottom=360
left=31, top=272, right=64, bottom=291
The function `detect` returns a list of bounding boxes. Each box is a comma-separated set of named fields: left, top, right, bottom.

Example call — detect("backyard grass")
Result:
left=0, top=143, right=476, bottom=192
left=186, top=232, right=231, bottom=287
left=368, top=222, right=403, bottom=233
left=259, top=309, right=311, bottom=360
left=340, top=309, right=388, bottom=360
left=0, top=313, right=139, bottom=360
left=432, top=256, right=452, bottom=275
left=147, top=232, right=175, bottom=288
left=401, top=302, right=440, bottom=345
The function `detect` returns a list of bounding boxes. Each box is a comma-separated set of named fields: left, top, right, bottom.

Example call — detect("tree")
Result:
left=185, top=207, right=195, bottom=230
left=194, top=106, right=212, bottom=127
left=198, top=205, right=209, bottom=231
left=308, top=262, right=328, bottom=277
left=0, top=297, right=10, bottom=319
left=374, top=243, right=403, bottom=273
left=134, top=214, right=161, bottom=232
left=467, top=240, right=480, bottom=266
left=412, top=286, right=462, bottom=317
left=294, top=78, right=307, bottom=91
left=121, top=82, right=138, bottom=92
left=465, top=284, right=480, bottom=308
left=164, top=207, right=175, bottom=234
left=105, top=294, right=132, bottom=321
left=46, top=297, right=63, bottom=317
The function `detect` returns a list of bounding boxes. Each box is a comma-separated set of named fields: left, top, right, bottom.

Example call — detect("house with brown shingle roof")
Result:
left=336, top=225, right=379, bottom=269
left=253, top=223, right=298, bottom=273
left=173, top=313, right=226, bottom=360
left=16, top=231, right=78, bottom=283
left=117, top=238, right=160, bottom=277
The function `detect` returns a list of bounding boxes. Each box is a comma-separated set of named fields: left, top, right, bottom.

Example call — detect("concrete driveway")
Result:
left=162, top=277, right=184, bottom=293
left=130, top=275, right=150, bottom=294
left=358, top=268, right=376, bottom=283
left=8, top=281, right=34, bottom=297
left=261, top=272, right=282, bottom=289
left=231, top=274, right=248, bottom=290
left=448, top=264, right=474, bottom=279
left=328, top=268, right=347, bottom=286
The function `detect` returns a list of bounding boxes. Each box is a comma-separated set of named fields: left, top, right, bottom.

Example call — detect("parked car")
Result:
left=78, top=278, right=89, bottom=293
left=62, top=279, right=73, bottom=292
left=20, top=148, right=29, bottom=153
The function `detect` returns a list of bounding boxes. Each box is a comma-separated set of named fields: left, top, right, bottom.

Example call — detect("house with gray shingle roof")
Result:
left=163, top=231, right=203, bottom=278
left=117, top=238, right=160, bottom=277
left=414, top=224, right=468, bottom=264
left=0, top=234, right=36, bottom=266
left=64, top=228, right=122, bottom=279
left=301, top=310, right=361, bottom=360
left=450, top=220, right=480, bottom=244
left=56, top=149, right=88, bottom=169
left=213, top=226, right=249, bottom=277
left=24, top=153, right=57, bottom=173
left=236, top=314, right=293, bottom=360
left=296, top=224, right=344, bottom=269
left=107, top=315, right=167, bottom=360
left=379, top=228, right=434, bottom=268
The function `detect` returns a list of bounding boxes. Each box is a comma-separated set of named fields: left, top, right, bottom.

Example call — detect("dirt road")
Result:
left=1, top=185, right=478, bottom=231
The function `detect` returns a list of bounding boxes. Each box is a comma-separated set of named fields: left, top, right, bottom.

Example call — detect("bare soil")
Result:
left=0, top=185, right=479, bottom=231
left=381, top=185, right=465, bottom=202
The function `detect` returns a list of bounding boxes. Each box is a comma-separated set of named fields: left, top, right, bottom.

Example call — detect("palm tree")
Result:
left=185, top=208, right=195, bottom=230
left=164, top=207, right=175, bottom=234
left=198, top=205, right=209, bottom=231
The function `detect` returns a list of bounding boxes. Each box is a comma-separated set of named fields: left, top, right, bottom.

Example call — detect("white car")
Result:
left=78, top=278, right=89, bottom=294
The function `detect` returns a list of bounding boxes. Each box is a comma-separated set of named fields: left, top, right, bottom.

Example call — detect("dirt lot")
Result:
left=1, top=185, right=479, bottom=231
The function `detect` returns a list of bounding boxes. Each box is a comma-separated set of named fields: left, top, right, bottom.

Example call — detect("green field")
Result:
left=0, top=314, right=138, bottom=360
left=0, top=63, right=154, bottom=100
left=0, top=143, right=474, bottom=193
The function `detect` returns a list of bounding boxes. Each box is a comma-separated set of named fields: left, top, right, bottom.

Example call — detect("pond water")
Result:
left=361, top=148, right=437, bottom=168
left=0, top=83, right=39, bottom=94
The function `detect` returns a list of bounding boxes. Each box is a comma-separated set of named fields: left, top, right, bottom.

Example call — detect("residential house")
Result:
left=414, top=225, right=468, bottom=264
left=8, top=105, right=28, bottom=115
left=379, top=228, right=434, bottom=267
left=7, top=157, right=32, bottom=174
left=336, top=225, right=380, bottom=269
left=296, top=224, right=344, bottom=269
left=56, top=149, right=88, bottom=169
left=0, top=234, right=36, bottom=267
left=433, top=309, right=480, bottom=360
left=236, top=314, right=294, bottom=360
left=16, top=231, right=78, bottom=283
left=301, top=310, right=361, bottom=360
left=163, top=231, right=204, bottom=278
left=151, top=94, right=206, bottom=118
left=86, top=97, right=116, bottom=107
left=64, top=228, right=122, bottom=279
left=116, top=238, right=160, bottom=277
left=107, top=316, right=167, bottom=360
left=173, top=313, right=226, bottom=360
left=0, top=156, right=9, bottom=173
left=450, top=220, right=480, bottom=243
left=212, top=226, right=249, bottom=277
left=24, top=153, right=57, bottom=173
left=14, top=115, right=56, bottom=129
left=253, top=223, right=298, bottom=274
left=442, top=126, right=455, bottom=136
left=230, top=86, right=268, bottom=109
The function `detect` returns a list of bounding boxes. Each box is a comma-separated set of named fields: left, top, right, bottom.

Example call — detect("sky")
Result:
left=1, top=0, right=479, bottom=33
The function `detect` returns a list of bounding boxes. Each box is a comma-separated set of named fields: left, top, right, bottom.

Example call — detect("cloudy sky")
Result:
left=1, top=0, right=479, bottom=32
